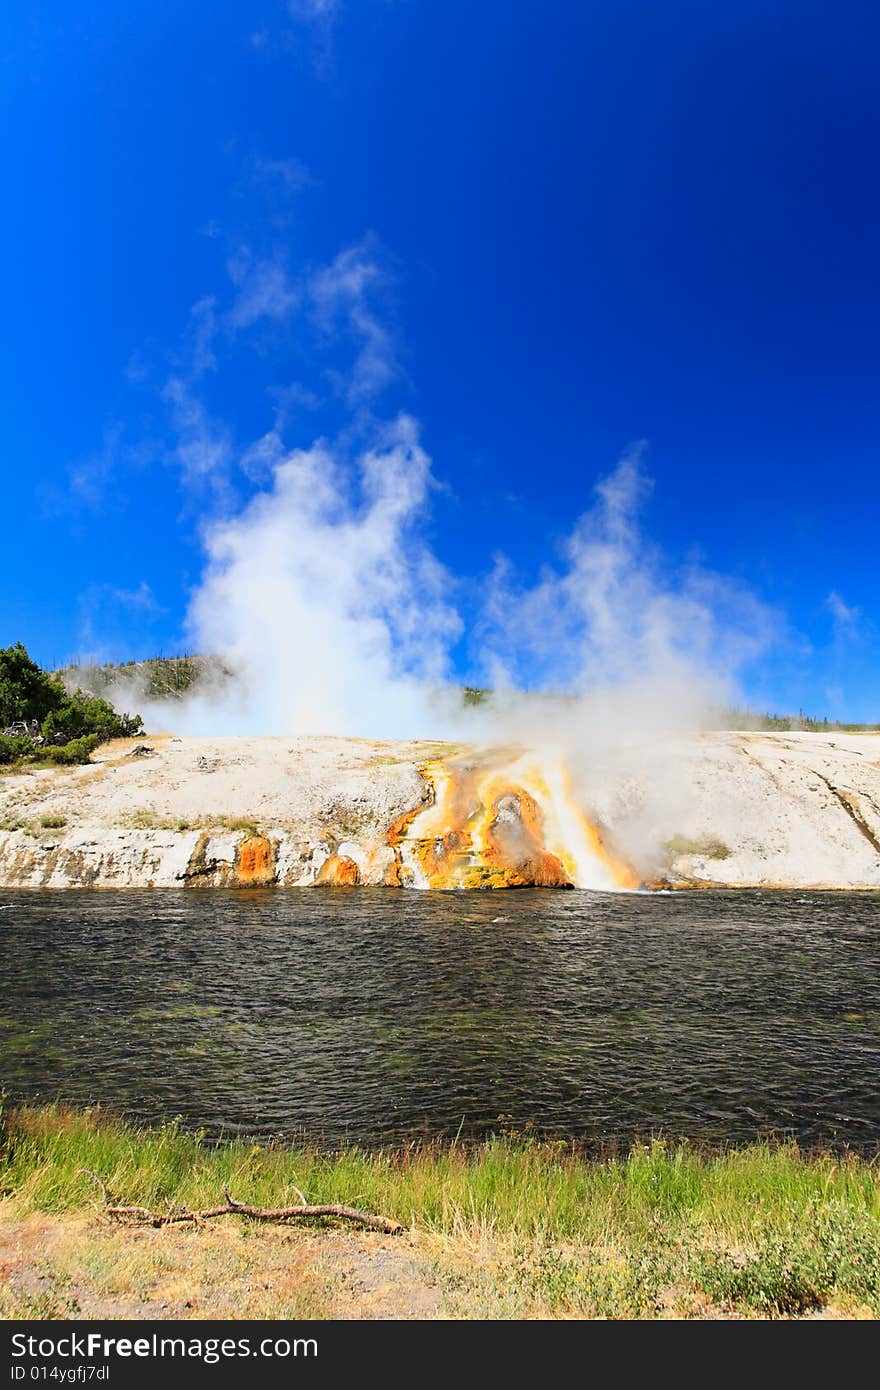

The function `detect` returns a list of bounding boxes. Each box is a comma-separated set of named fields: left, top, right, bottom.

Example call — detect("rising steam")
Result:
left=149, top=413, right=464, bottom=739
left=82, top=214, right=786, bottom=883
left=92, top=406, right=784, bottom=882
left=133, top=430, right=777, bottom=754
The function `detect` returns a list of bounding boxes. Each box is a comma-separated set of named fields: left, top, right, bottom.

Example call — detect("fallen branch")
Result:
left=78, top=1171, right=402, bottom=1235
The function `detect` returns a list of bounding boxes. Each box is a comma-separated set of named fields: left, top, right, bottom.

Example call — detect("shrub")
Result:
left=42, top=692, right=142, bottom=744
left=0, top=642, right=142, bottom=766
left=0, top=734, right=34, bottom=765
left=42, top=735, right=99, bottom=765
left=695, top=1202, right=880, bottom=1316
left=0, top=642, right=143, bottom=779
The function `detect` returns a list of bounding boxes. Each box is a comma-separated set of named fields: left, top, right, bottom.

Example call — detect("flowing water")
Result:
left=1, top=888, right=878, bottom=1149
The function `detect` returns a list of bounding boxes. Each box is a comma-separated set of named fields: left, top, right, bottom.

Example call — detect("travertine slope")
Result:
left=0, top=731, right=878, bottom=890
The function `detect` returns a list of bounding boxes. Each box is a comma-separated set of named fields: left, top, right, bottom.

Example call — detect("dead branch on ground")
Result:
left=77, top=1170, right=402, bottom=1234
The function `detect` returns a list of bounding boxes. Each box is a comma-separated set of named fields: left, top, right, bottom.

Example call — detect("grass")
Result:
left=124, top=812, right=260, bottom=836
left=0, top=759, right=74, bottom=780
left=0, top=814, right=66, bottom=837
left=665, top=833, right=732, bottom=861
left=220, top=817, right=260, bottom=837
left=1, top=1104, right=878, bottom=1319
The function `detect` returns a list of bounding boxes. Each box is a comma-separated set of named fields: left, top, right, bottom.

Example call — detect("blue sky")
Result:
left=2, top=1, right=878, bottom=718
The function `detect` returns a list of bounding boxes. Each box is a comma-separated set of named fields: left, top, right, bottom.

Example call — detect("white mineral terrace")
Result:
left=0, top=731, right=878, bottom=890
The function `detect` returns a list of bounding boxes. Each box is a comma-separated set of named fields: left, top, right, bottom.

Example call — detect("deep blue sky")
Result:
left=3, top=1, right=878, bottom=717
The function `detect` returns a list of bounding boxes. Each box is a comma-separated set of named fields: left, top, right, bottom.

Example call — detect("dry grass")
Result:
left=2, top=1105, right=878, bottom=1320
left=0, top=815, right=66, bottom=837
left=0, top=1212, right=334, bottom=1320
left=124, top=812, right=260, bottom=835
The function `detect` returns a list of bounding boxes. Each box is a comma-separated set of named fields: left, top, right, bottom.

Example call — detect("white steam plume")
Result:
left=129, top=437, right=780, bottom=759
left=475, top=447, right=776, bottom=711
left=149, top=413, right=464, bottom=739
left=463, top=447, right=783, bottom=867
left=101, top=426, right=784, bottom=873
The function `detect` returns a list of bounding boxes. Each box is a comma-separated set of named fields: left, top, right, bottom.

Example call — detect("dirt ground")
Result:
left=0, top=1211, right=869, bottom=1321
left=0, top=1211, right=446, bottom=1321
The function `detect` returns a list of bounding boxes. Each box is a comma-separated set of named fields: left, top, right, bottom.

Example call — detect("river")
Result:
left=1, top=888, right=878, bottom=1149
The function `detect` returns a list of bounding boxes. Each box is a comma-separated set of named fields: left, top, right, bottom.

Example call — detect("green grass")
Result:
left=2, top=1105, right=879, bottom=1318
left=665, top=834, right=732, bottom=861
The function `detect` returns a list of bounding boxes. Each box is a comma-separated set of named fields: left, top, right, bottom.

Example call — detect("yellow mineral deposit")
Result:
left=316, top=853, right=360, bottom=886
left=235, top=834, right=276, bottom=887
left=389, top=749, right=640, bottom=891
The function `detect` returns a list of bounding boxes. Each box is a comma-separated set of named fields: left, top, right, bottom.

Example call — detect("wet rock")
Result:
left=484, top=789, right=574, bottom=888
left=315, top=854, right=360, bottom=886
left=180, top=831, right=225, bottom=888
left=234, top=835, right=276, bottom=888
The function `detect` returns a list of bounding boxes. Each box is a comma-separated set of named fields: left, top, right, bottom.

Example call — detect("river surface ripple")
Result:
left=1, top=888, right=878, bottom=1149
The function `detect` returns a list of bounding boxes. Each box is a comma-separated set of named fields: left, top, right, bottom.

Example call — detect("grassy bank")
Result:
left=1, top=1104, right=879, bottom=1319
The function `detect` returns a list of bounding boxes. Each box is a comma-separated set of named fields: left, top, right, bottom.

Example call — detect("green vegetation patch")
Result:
left=665, top=834, right=732, bottom=860
left=481, top=1200, right=880, bottom=1317
left=2, top=1105, right=879, bottom=1319
left=57, top=654, right=230, bottom=703
left=0, top=643, right=142, bottom=772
